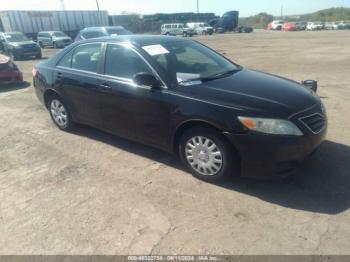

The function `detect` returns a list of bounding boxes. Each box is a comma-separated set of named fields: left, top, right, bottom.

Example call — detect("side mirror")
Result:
left=133, top=72, right=161, bottom=89
left=302, top=80, right=318, bottom=93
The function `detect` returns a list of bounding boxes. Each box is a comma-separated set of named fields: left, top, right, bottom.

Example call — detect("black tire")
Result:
left=36, top=52, right=42, bottom=59
left=48, top=95, right=75, bottom=131
left=179, top=126, right=239, bottom=182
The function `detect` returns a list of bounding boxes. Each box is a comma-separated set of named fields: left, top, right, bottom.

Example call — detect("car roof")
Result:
left=39, top=31, right=63, bottom=33
left=76, top=35, right=189, bottom=47
left=82, top=26, right=125, bottom=31
left=3, top=32, right=23, bottom=35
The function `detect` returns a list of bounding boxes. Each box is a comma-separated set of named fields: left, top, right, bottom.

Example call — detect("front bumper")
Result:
left=15, top=48, right=41, bottom=57
left=224, top=127, right=327, bottom=179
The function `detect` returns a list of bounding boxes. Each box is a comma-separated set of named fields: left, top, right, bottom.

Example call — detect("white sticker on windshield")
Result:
left=142, top=44, right=169, bottom=56
left=177, top=72, right=200, bottom=83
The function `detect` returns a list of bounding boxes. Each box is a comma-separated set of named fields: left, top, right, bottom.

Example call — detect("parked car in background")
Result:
left=161, top=24, right=195, bottom=37
left=33, top=35, right=327, bottom=181
left=0, top=54, right=23, bottom=85
left=269, top=20, right=284, bottom=30
left=282, top=22, right=297, bottom=32
left=37, top=31, right=72, bottom=49
left=0, top=32, right=41, bottom=60
left=306, top=22, right=323, bottom=31
left=338, top=21, right=349, bottom=29
left=187, top=22, right=214, bottom=35
left=74, top=26, right=132, bottom=42
left=325, top=22, right=337, bottom=30
left=295, top=21, right=307, bottom=30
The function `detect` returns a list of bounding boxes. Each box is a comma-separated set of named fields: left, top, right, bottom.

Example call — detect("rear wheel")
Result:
left=179, top=126, right=238, bottom=181
left=48, top=95, right=75, bottom=131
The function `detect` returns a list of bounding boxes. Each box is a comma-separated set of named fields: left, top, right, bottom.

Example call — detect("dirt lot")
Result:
left=1, top=30, right=350, bottom=255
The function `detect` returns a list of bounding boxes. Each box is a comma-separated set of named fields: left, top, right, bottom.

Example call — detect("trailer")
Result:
left=0, top=10, right=109, bottom=38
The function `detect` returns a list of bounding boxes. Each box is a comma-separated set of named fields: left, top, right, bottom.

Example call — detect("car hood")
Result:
left=10, top=40, right=38, bottom=47
left=177, top=69, right=320, bottom=118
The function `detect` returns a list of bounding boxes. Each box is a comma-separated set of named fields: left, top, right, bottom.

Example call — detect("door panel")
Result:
left=54, top=42, right=104, bottom=127
left=99, top=44, right=172, bottom=148
left=54, top=68, right=103, bottom=126
left=99, top=78, right=170, bottom=148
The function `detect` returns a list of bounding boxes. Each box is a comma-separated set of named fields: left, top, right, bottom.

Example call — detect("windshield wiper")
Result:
left=179, top=68, right=242, bottom=85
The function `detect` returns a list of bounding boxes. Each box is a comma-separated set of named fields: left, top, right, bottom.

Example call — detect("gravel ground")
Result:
left=0, top=30, right=350, bottom=255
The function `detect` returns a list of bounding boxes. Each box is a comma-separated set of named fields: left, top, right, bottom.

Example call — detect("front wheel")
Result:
left=179, top=127, right=239, bottom=182
left=48, top=96, right=75, bottom=131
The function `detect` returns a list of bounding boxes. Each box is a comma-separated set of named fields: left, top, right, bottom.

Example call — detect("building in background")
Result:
left=0, top=10, right=109, bottom=38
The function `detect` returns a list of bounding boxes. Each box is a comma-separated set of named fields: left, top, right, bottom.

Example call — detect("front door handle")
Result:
left=56, top=72, right=63, bottom=79
left=99, top=83, right=111, bottom=91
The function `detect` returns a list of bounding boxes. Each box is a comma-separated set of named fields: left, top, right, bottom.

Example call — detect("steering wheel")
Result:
left=192, top=63, right=207, bottom=72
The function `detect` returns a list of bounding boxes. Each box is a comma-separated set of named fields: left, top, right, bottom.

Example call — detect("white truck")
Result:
left=161, top=23, right=195, bottom=37
left=187, top=22, right=214, bottom=35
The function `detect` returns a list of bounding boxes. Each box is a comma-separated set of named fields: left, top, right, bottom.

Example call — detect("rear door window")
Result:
left=57, top=50, right=73, bottom=68
left=71, top=43, right=103, bottom=73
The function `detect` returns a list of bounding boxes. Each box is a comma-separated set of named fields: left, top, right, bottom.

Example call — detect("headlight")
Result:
left=238, top=116, right=303, bottom=136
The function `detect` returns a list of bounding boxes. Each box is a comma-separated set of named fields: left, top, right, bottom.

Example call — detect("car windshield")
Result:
left=4, top=33, right=29, bottom=42
left=52, top=32, right=67, bottom=37
left=149, top=41, right=241, bottom=85
left=106, top=28, right=132, bottom=35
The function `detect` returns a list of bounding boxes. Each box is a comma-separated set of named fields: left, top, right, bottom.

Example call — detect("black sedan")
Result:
left=33, top=35, right=327, bottom=181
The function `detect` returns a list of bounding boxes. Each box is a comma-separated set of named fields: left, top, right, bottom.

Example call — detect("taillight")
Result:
left=32, top=68, right=37, bottom=77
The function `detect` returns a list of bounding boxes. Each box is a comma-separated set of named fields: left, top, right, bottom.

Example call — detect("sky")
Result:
left=1, top=0, right=350, bottom=17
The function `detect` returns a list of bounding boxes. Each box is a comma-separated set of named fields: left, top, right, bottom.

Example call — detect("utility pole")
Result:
left=59, top=0, right=65, bottom=10
left=196, top=0, right=199, bottom=13
left=96, top=0, right=100, bottom=11
left=281, top=5, right=283, bottom=18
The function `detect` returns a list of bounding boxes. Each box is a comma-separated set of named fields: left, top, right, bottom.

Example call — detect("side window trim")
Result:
left=103, top=43, right=168, bottom=89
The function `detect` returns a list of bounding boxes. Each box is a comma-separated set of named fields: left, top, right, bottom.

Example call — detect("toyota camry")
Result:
left=33, top=35, right=327, bottom=181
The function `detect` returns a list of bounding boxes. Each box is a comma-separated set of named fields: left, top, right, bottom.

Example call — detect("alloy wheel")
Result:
left=50, top=99, right=68, bottom=128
